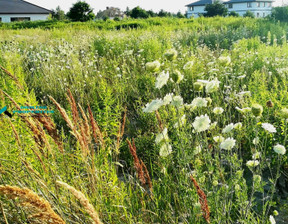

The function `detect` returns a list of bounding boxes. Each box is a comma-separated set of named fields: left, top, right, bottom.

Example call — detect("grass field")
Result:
left=0, top=17, right=287, bottom=223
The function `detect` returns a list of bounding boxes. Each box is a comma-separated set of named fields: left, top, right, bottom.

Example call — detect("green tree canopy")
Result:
left=270, top=6, right=288, bottom=22
left=67, top=1, right=95, bottom=22
left=130, top=6, right=149, bottom=18
left=243, top=10, right=255, bottom=18
left=204, top=1, right=228, bottom=17
left=51, top=6, right=66, bottom=21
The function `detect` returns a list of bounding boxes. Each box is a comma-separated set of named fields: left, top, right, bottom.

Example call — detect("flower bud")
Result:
left=164, top=49, right=177, bottom=61
left=212, top=180, right=218, bottom=186
left=145, top=60, right=160, bottom=72
left=280, top=108, right=288, bottom=119
left=273, top=210, right=279, bottom=216
left=171, top=70, right=184, bottom=83
left=252, top=104, right=263, bottom=117
left=193, top=82, right=203, bottom=91
left=205, top=97, right=212, bottom=106
left=266, top=100, right=274, bottom=108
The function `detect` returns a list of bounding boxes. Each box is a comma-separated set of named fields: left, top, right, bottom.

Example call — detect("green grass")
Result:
left=0, top=17, right=287, bottom=223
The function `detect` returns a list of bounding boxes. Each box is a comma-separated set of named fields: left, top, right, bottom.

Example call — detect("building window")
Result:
left=10, top=17, right=31, bottom=22
left=263, top=12, right=265, bottom=17
left=257, top=12, right=260, bottom=17
left=268, top=2, right=271, bottom=7
left=247, top=2, right=252, bottom=8
left=0, top=17, right=2, bottom=22
left=228, top=3, right=233, bottom=8
left=257, top=2, right=260, bottom=7
left=263, top=2, right=266, bottom=6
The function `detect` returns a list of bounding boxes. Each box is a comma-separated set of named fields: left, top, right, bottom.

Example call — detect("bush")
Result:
left=229, top=11, right=240, bottom=17
left=270, top=6, right=288, bottom=22
left=243, top=10, right=255, bottom=18
left=204, top=0, right=228, bottom=17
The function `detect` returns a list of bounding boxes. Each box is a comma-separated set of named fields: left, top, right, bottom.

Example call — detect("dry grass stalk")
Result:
left=155, top=110, right=164, bottom=132
left=78, top=104, right=91, bottom=145
left=33, top=115, right=64, bottom=153
left=67, top=89, right=80, bottom=127
left=56, top=181, right=103, bottom=224
left=0, top=185, right=65, bottom=224
left=8, top=119, right=21, bottom=147
left=127, top=139, right=152, bottom=191
left=0, top=65, right=23, bottom=90
left=0, top=202, right=8, bottom=224
left=190, top=176, right=210, bottom=223
left=88, top=105, right=105, bottom=148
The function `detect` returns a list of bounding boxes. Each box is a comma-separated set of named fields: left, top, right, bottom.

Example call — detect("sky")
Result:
left=28, top=0, right=285, bottom=14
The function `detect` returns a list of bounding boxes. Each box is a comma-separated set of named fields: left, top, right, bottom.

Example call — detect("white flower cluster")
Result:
left=155, top=128, right=172, bottom=157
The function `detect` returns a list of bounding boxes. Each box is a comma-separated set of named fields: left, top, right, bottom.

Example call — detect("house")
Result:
left=0, top=0, right=51, bottom=23
left=186, top=0, right=274, bottom=18
left=223, top=0, right=274, bottom=17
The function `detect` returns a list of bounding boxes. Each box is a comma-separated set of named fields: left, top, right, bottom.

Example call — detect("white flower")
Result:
left=222, top=123, right=234, bottom=134
left=155, top=71, right=169, bottom=89
left=191, top=97, right=208, bottom=108
left=205, top=78, right=220, bottom=93
left=192, top=115, right=211, bottom=132
left=269, top=215, right=276, bottom=224
left=246, top=160, right=260, bottom=168
left=163, top=93, right=173, bottom=105
left=220, top=137, right=236, bottom=150
left=273, top=144, right=286, bottom=155
left=213, top=107, right=224, bottom=115
left=171, top=96, right=183, bottom=108
left=213, top=136, right=225, bottom=143
left=194, top=145, right=202, bottom=155
left=145, top=60, right=160, bottom=72
left=218, top=56, right=231, bottom=65
left=234, top=122, right=242, bottom=130
left=142, top=99, right=163, bottom=113
left=253, top=137, right=260, bottom=145
left=183, top=61, right=194, bottom=71
left=236, top=107, right=251, bottom=114
left=155, top=128, right=169, bottom=144
left=159, top=144, right=172, bottom=157
left=262, top=123, right=277, bottom=133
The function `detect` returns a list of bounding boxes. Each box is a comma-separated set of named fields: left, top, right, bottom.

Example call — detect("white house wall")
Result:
left=187, top=6, right=206, bottom=18
left=0, top=14, right=49, bottom=23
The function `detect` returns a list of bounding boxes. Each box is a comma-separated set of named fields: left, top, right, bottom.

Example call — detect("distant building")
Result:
left=186, top=0, right=274, bottom=18
left=96, top=7, right=126, bottom=20
left=0, top=0, right=51, bottom=23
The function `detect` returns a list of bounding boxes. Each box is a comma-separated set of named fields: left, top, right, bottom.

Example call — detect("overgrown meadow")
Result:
left=0, top=17, right=287, bottom=223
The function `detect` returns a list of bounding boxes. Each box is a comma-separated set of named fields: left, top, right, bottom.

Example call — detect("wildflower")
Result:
left=183, top=61, right=194, bottom=71
left=193, top=82, right=203, bottom=91
left=205, top=78, right=220, bottom=93
left=143, top=99, right=163, bottom=113
left=218, top=56, right=231, bottom=66
left=213, top=136, right=225, bottom=143
left=269, top=215, right=276, bottom=224
left=222, top=123, right=234, bottom=134
left=159, top=144, right=172, bottom=157
left=252, top=104, right=263, bottom=117
left=145, top=60, right=160, bottom=72
left=155, top=128, right=169, bottom=144
left=212, top=180, right=218, bottom=186
left=213, top=107, right=224, bottom=115
left=155, top=71, right=169, bottom=89
left=209, top=122, right=217, bottom=130
left=164, top=49, right=177, bottom=61
left=273, top=144, right=286, bottom=155
left=261, top=123, right=277, bottom=133
left=220, top=137, right=236, bottom=150
left=174, top=115, right=186, bottom=128
left=235, top=184, right=241, bottom=191
left=194, top=145, right=202, bottom=155
left=191, top=97, right=208, bottom=108
left=279, top=108, right=288, bottom=119
left=237, top=91, right=251, bottom=97
left=252, top=152, right=261, bottom=159
left=205, top=97, right=212, bottom=106
left=234, top=122, right=242, bottom=130
left=266, top=100, right=274, bottom=108
left=253, top=175, right=262, bottom=183
left=163, top=93, right=173, bottom=105
left=171, top=96, right=183, bottom=108
left=236, top=106, right=251, bottom=114
left=192, top=115, right=211, bottom=132
left=171, top=70, right=184, bottom=83
left=246, top=160, right=260, bottom=168
left=253, top=137, right=260, bottom=145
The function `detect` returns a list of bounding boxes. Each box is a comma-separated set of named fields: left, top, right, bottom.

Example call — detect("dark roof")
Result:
left=186, top=0, right=213, bottom=7
left=0, top=0, right=52, bottom=14
left=224, top=0, right=273, bottom=3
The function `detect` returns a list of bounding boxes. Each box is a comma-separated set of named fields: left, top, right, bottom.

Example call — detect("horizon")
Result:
left=27, top=0, right=286, bottom=14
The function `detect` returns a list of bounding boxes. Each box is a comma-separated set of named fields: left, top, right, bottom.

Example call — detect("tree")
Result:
left=51, top=6, right=66, bottom=20
left=243, top=10, right=255, bottom=18
left=228, top=11, right=240, bottom=17
left=158, top=9, right=172, bottom=17
left=270, top=6, right=288, bottom=22
left=204, top=1, right=228, bottom=17
left=130, top=6, right=149, bottom=19
left=176, top=11, right=185, bottom=18
left=147, top=10, right=157, bottom=17
left=67, top=1, right=95, bottom=22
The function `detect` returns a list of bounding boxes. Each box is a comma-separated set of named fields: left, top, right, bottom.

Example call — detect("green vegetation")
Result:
left=204, top=0, right=228, bottom=17
left=0, top=17, right=287, bottom=223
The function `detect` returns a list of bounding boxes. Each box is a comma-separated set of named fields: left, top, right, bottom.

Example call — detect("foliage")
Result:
left=270, top=6, right=288, bottom=22
left=66, top=1, right=95, bottom=22
left=229, top=11, right=240, bottom=17
left=51, top=6, right=66, bottom=21
left=243, top=10, right=255, bottom=18
left=130, top=6, right=149, bottom=19
left=204, top=1, right=228, bottom=17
